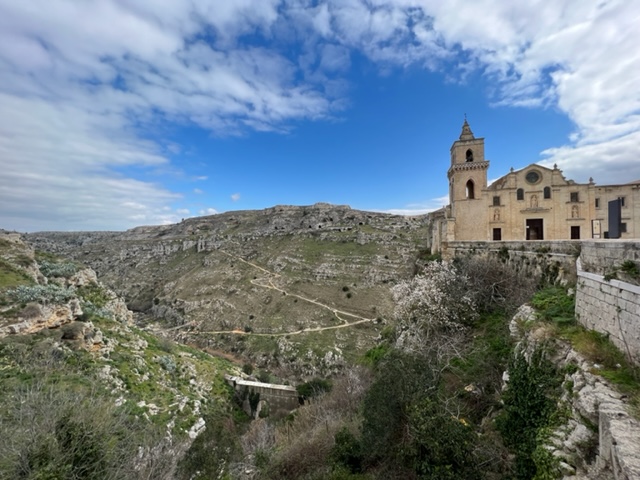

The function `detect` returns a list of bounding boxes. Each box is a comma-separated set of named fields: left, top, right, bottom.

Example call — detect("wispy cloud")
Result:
left=375, top=195, right=450, bottom=216
left=230, top=193, right=241, bottom=202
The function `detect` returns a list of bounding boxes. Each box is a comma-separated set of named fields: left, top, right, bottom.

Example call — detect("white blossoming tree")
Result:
left=391, top=261, right=478, bottom=360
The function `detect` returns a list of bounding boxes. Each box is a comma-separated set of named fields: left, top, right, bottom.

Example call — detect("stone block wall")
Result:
left=575, top=259, right=640, bottom=363
left=580, top=240, right=640, bottom=276
left=443, top=240, right=581, bottom=284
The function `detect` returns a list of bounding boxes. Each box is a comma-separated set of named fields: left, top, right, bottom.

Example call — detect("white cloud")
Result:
left=194, top=188, right=204, bottom=194
left=301, top=0, right=640, bottom=183
left=230, top=193, right=241, bottom=202
left=199, top=208, right=219, bottom=216
left=0, top=0, right=637, bottom=230
left=375, top=195, right=449, bottom=216
left=177, top=208, right=191, bottom=216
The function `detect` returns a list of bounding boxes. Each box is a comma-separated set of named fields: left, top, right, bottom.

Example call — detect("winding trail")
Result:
left=189, top=249, right=375, bottom=337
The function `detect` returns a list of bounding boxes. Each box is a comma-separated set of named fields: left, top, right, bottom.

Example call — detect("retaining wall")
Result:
left=575, top=258, right=640, bottom=363
left=443, top=240, right=581, bottom=284
left=579, top=240, right=640, bottom=276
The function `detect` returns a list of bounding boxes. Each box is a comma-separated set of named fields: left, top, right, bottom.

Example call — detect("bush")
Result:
left=77, top=284, right=111, bottom=308
left=80, top=302, right=114, bottom=321
left=530, top=287, right=575, bottom=324
left=496, top=348, right=561, bottom=479
left=331, top=427, right=362, bottom=473
left=0, top=381, right=179, bottom=480
left=8, top=284, right=76, bottom=305
left=297, top=378, right=333, bottom=400
left=405, top=398, right=480, bottom=479
left=38, top=260, right=78, bottom=278
left=242, top=363, right=254, bottom=375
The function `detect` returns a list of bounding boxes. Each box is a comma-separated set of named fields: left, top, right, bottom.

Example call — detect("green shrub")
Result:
left=331, top=427, right=362, bottom=473
left=297, top=378, right=332, bottom=400
left=77, top=284, right=111, bottom=308
left=530, top=287, right=575, bottom=325
left=620, top=260, right=640, bottom=279
left=38, top=261, right=79, bottom=279
left=361, top=344, right=389, bottom=367
left=8, top=284, right=76, bottom=305
left=496, top=348, right=561, bottom=480
left=242, top=363, right=254, bottom=375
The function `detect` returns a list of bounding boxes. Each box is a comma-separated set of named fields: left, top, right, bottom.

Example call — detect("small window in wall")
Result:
left=493, top=228, right=502, bottom=241
left=543, top=186, right=551, bottom=199
left=595, top=198, right=600, bottom=209
left=570, top=226, right=580, bottom=239
left=570, top=192, right=579, bottom=202
left=466, top=180, right=475, bottom=199
left=619, top=197, right=626, bottom=207
left=621, top=223, right=627, bottom=233
left=493, top=196, right=500, bottom=206
left=466, top=149, right=474, bottom=162
left=517, top=188, right=524, bottom=201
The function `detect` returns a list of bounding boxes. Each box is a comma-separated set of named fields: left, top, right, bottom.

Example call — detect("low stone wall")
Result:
left=443, top=240, right=581, bottom=284
left=580, top=240, right=640, bottom=276
left=575, top=259, right=640, bottom=363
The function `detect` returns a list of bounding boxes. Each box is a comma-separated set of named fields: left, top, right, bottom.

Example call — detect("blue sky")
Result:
left=1, top=1, right=638, bottom=231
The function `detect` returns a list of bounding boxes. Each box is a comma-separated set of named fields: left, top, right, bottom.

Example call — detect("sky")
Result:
left=0, top=0, right=639, bottom=232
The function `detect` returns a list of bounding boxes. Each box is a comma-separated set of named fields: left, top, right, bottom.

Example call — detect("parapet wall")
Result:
left=579, top=240, right=640, bottom=276
left=575, top=258, right=640, bottom=363
left=444, top=241, right=581, bottom=285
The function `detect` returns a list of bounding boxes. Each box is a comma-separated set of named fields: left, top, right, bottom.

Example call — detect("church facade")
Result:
left=435, top=121, right=640, bottom=247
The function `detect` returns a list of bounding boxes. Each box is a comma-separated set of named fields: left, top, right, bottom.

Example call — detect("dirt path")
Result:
left=190, top=249, right=375, bottom=337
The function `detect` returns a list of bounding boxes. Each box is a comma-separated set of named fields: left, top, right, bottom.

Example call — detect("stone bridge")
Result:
left=225, top=375, right=300, bottom=418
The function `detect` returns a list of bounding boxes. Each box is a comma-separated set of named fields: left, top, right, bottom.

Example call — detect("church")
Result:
left=432, top=120, right=639, bottom=247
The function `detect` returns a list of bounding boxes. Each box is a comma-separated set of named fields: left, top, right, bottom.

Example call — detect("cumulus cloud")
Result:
left=230, top=193, right=241, bottom=201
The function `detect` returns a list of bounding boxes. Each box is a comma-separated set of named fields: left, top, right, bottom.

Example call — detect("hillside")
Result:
left=0, top=232, right=239, bottom=478
left=26, top=203, right=432, bottom=378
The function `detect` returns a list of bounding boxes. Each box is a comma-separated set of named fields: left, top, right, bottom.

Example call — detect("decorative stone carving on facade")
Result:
left=447, top=161, right=489, bottom=177
left=493, top=209, right=500, bottom=221
left=530, top=195, right=538, bottom=208
left=571, top=205, right=579, bottom=218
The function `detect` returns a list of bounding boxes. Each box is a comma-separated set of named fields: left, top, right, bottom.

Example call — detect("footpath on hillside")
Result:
left=168, top=249, right=375, bottom=337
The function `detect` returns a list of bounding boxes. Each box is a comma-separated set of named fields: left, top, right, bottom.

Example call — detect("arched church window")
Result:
left=466, top=149, right=474, bottom=162
left=544, top=187, right=551, bottom=199
left=466, top=180, right=475, bottom=199
left=517, top=188, right=524, bottom=201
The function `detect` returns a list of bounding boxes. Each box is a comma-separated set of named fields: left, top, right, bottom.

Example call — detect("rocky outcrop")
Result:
left=509, top=305, right=640, bottom=479
left=1, top=299, right=82, bottom=336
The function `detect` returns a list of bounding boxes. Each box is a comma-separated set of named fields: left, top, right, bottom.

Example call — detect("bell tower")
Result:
left=446, top=119, right=490, bottom=241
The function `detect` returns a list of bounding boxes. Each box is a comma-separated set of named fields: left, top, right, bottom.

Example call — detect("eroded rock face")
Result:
left=2, top=299, right=82, bottom=336
left=509, top=310, right=640, bottom=479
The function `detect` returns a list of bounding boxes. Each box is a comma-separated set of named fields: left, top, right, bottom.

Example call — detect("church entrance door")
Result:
left=526, top=219, right=544, bottom=240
